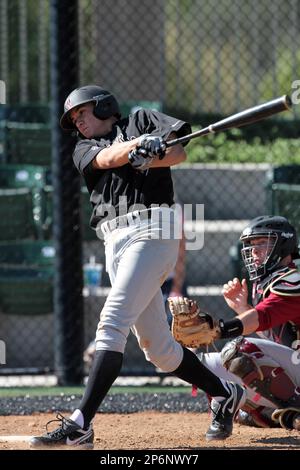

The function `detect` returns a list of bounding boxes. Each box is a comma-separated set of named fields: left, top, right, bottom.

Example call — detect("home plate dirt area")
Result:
left=0, top=412, right=299, bottom=450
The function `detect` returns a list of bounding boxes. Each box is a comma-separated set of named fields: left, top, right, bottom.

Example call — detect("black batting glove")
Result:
left=128, top=148, right=154, bottom=171
left=138, top=135, right=166, bottom=159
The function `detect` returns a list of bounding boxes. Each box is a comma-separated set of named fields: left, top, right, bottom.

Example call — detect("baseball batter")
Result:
left=30, top=85, right=245, bottom=448
left=197, top=216, right=300, bottom=431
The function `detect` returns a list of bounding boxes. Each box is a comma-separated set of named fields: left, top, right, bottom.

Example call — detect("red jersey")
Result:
left=253, top=266, right=300, bottom=347
left=256, top=293, right=300, bottom=330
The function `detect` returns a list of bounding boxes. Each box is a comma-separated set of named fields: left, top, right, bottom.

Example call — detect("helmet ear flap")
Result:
left=93, top=94, right=120, bottom=120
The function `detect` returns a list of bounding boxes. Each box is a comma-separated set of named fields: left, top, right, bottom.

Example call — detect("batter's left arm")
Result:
left=92, top=138, right=141, bottom=170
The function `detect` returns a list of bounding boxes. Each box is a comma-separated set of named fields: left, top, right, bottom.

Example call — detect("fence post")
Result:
left=50, top=0, right=84, bottom=385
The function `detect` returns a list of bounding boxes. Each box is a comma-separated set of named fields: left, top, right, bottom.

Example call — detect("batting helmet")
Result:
left=240, top=215, right=300, bottom=280
left=60, top=85, right=121, bottom=130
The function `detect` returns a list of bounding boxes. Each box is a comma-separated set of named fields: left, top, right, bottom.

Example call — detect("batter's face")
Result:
left=70, top=103, right=114, bottom=138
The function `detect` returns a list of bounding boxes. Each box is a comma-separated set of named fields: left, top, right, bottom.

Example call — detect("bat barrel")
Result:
left=165, top=95, right=292, bottom=148
left=211, top=95, right=292, bottom=133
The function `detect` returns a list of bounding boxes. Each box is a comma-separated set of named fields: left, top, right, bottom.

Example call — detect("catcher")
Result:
left=169, top=215, right=300, bottom=435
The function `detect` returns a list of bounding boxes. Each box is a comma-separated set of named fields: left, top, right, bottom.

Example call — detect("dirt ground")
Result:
left=0, top=411, right=299, bottom=450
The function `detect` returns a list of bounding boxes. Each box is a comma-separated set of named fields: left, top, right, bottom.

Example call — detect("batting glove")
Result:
left=138, top=134, right=166, bottom=159
left=128, top=148, right=154, bottom=171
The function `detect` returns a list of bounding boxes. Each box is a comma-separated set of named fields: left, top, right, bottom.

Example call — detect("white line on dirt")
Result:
left=0, top=436, right=32, bottom=442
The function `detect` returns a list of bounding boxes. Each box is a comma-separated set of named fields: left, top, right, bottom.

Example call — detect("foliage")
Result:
left=164, top=0, right=297, bottom=115
left=259, top=49, right=300, bottom=102
left=186, top=131, right=300, bottom=164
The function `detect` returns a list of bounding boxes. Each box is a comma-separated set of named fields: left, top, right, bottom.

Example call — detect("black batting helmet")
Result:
left=60, top=85, right=121, bottom=130
left=240, top=215, right=300, bottom=280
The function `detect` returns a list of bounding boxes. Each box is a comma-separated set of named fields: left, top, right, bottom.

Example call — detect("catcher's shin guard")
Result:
left=237, top=401, right=279, bottom=428
left=221, top=337, right=300, bottom=409
left=271, top=408, right=300, bottom=430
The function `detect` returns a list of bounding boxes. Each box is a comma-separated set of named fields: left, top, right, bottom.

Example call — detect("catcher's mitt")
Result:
left=168, top=296, right=221, bottom=348
left=271, top=407, right=300, bottom=431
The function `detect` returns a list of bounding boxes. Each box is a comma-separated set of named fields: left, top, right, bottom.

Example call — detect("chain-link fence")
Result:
left=0, top=0, right=299, bottom=379
left=2, top=0, right=300, bottom=112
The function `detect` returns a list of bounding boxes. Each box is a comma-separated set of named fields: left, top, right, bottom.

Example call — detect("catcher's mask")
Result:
left=240, top=215, right=299, bottom=281
left=60, top=85, right=121, bottom=130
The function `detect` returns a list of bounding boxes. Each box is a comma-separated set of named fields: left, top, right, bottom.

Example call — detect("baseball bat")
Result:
left=166, top=94, right=292, bottom=148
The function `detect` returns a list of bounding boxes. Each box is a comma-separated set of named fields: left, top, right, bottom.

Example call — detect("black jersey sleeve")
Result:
left=72, top=138, right=107, bottom=174
left=132, top=109, right=191, bottom=145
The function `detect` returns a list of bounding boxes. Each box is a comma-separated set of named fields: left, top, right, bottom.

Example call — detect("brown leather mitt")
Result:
left=168, top=296, right=221, bottom=348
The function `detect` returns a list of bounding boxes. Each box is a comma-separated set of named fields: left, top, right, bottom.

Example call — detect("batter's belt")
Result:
left=100, top=207, right=176, bottom=235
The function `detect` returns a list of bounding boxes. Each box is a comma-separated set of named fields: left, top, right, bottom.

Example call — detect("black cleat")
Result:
left=29, top=413, right=94, bottom=449
left=206, top=383, right=246, bottom=441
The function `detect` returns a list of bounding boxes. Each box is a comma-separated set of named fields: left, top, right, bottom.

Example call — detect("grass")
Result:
left=0, top=385, right=190, bottom=397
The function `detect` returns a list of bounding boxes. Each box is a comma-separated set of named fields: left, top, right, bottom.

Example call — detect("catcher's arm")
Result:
left=168, top=296, right=244, bottom=348
left=222, top=278, right=259, bottom=334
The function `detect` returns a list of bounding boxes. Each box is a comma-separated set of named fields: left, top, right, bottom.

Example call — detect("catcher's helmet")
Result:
left=60, top=85, right=120, bottom=130
left=240, top=215, right=300, bottom=280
